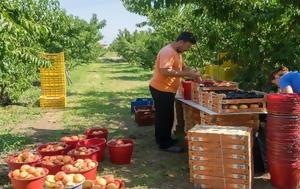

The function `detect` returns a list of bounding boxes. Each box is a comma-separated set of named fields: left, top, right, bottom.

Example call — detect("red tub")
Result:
left=40, top=155, right=74, bottom=175
left=62, top=161, right=98, bottom=180
left=8, top=168, right=48, bottom=189
left=67, top=146, right=99, bottom=161
left=107, top=139, right=134, bottom=164
left=78, top=138, right=106, bottom=162
left=84, top=127, right=108, bottom=140
left=37, top=142, right=69, bottom=157
left=6, top=154, right=41, bottom=171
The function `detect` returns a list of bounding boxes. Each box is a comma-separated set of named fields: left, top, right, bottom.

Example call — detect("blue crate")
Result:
left=131, top=98, right=154, bottom=113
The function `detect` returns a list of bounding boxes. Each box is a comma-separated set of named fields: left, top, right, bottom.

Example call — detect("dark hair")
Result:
left=176, top=32, right=197, bottom=44
left=270, top=65, right=289, bottom=81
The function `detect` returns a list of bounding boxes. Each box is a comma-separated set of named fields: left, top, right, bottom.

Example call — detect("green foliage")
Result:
left=121, top=0, right=300, bottom=91
left=110, top=29, right=165, bottom=69
left=0, top=0, right=106, bottom=105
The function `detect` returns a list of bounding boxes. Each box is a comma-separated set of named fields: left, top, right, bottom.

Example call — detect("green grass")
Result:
left=0, top=86, right=42, bottom=128
left=0, top=61, right=192, bottom=189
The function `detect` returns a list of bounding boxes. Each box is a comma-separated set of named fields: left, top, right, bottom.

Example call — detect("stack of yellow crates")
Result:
left=203, top=52, right=239, bottom=81
left=40, top=52, right=66, bottom=108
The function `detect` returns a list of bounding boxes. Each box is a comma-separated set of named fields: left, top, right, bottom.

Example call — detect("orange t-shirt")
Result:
left=150, top=44, right=183, bottom=93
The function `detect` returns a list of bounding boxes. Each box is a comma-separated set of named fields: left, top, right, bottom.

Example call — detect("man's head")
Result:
left=270, top=66, right=289, bottom=86
left=175, top=32, right=197, bottom=53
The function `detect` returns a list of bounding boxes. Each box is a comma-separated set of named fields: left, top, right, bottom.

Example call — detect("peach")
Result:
left=106, top=183, right=119, bottom=189
left=20, top=165, right=31, bottom=172
left=73, top=174, right=85, bottom=183
left=12, top=170, right=20, bottom=178
left=83, top=180, right=94, bottom=189
left=103, top=175, right=115, bottom=184
left=55, top=171, right=66, bottom=181
left=116, top=139, right=124, bottom=145
left=27, top=167, right=36, bottom=174
left=63, top=174, right=74, bottom=185
left=95, top=177, right=107, bottom=186
left=19, top=171, right=29, bottom=179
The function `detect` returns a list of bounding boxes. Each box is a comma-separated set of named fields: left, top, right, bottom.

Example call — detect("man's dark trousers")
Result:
left=149, top=86, right=175, bottom=149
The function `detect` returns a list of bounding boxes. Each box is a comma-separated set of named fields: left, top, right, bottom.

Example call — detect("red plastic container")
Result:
left=266, top=98, right=300, bottom=189
left=62, top=161, right=98, bottom=180
left=8, top=168, right=48, bottom=189
left=6, top=154, right=42, bottom=171
left=67, top=146, right=99, bottom=161
left=107, top=139, right=134, bottom=164
left=134, top=105, right=155, bottom=126
left=84, top=127, right=108, bottom=140
left=40, top=156, right=74, bottom=175
left=78, top=138, right=106, bottom=162
left=37, top=142, right=69, bottom=157
left=182, top=80, right=192, bottom=100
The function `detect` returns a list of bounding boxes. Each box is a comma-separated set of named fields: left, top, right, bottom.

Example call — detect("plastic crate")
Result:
left=40, top=52, right=65, bottom=74
left=131, top=98, right=154, bottom=113
left=42, top=52, right=64, bottom=62
left=41, top=84, right=66, bottom=97
left=40, top=73, right=66, bottom=85
left=134, top=106, right=155, bottom=126
left=40, top=95, right=66, bottom=108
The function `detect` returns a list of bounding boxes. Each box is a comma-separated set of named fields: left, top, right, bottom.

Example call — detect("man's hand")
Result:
left=186, top=70, right=202, bottom=82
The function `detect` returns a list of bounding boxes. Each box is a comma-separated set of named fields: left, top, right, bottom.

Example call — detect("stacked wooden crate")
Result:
left=200, top=112, right=260, bottom=131
left=188, top=125, right=253, bottom=189
left=183, top=104, right=201, bottom=132
left=191, top=82, right=200, bottom=103
left=211, top=93, right=266, bottom=113
left=40, top=52, right=66, bottom=108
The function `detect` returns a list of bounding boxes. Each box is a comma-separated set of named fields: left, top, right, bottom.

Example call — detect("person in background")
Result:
left=271, top=66, right=300, bottom=94
left=149, top=32, right=201, bottom=153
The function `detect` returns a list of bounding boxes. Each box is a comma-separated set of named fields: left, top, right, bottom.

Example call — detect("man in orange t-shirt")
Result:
left=149, top=32, right=201, bottom=153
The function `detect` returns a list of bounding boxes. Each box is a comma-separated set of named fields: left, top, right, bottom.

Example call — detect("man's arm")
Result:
left=159, top=68, right=200, bottom=79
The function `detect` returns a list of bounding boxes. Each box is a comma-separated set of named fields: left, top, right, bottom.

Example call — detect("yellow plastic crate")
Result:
left=41, top=84, right=66, bottom=97
left=40, top=52, right=65, bottom=74
left=40, top=73, right=66, bottom=86
left=42, top=52, right=64, bottom=63
left=40, top=95, right=66, bottom=108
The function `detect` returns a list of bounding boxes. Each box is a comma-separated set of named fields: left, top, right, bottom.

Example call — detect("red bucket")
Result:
left=62, top=161, right=98, bottom=180
left=61, top=135, right=87, bottom=150
left=84, top=127, right=108, bottom=140
left=6, top=154, right=41, bottom=171
left=8, top=168, right=48, bottom=189
left=107, top=139, right=134, bottom=164
left=68, top=146, right=99, bottom=161
left=37, top=142, right=69, bottom=157
left=182, top=80, right=192, bottom=100
left=40, top=156, right=74, bottom=175
left=78, top=138, right=106, bottom=162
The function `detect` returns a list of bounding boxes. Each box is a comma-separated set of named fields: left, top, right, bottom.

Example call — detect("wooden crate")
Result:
left=199, top=91, right=212, bottom=108
left=191, top=82, right=200, bottom=103
left=211, top=92, right=266, bottom=113
left=183, top=104, right=201, bottom=132
left=174, top=100, right=185, bottom=134
left=199, top=84, right=238, bottom=92
left=200, top=112, right=260, bottom=131
left=187, top=125, right=253, bottom=189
